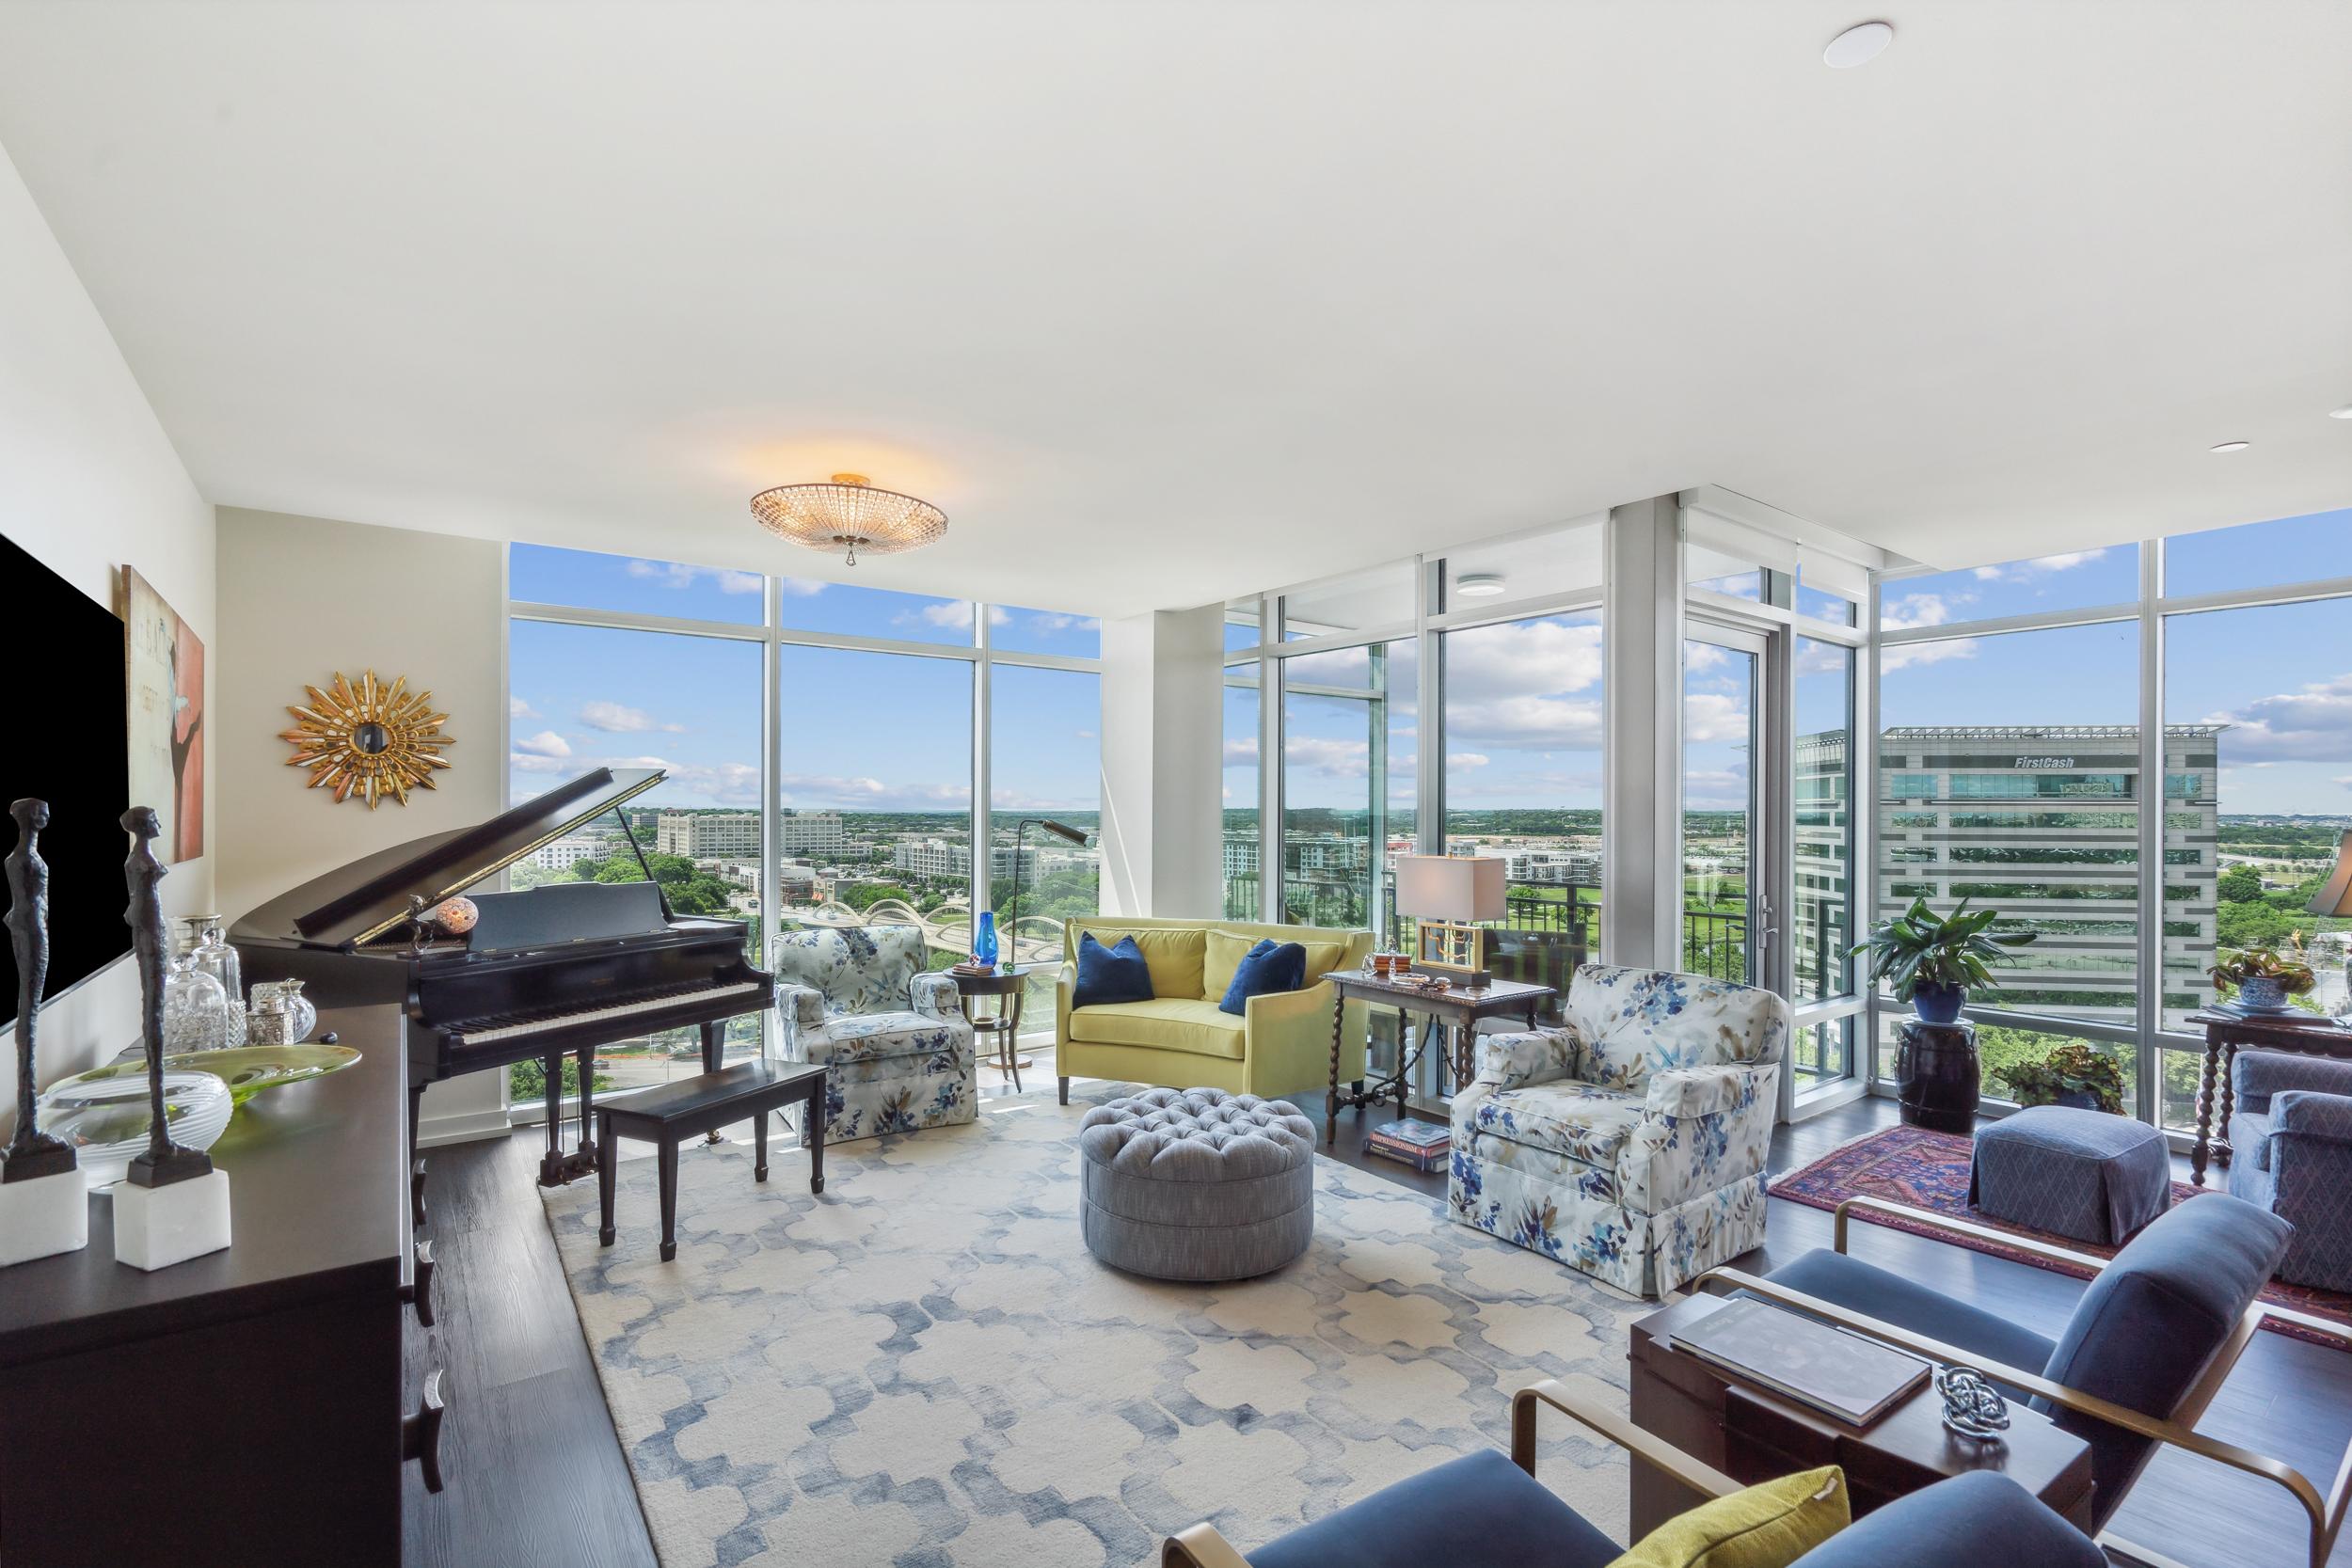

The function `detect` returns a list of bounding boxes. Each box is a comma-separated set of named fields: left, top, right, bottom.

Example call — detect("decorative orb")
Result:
left=433, top=896, right=480, bottom=935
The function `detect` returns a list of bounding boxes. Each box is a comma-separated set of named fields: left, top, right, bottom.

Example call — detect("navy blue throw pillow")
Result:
left=1220, top=940, right=1307, bottom=1015
left=1073, top=933, right=1154, bottom=1006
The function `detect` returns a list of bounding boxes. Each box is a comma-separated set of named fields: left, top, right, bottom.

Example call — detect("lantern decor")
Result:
left=0, top=798, right=87, bottom=1267
left=279, top=669, right=453, bottom=809
left=112, top=806, right=232, bottom=1272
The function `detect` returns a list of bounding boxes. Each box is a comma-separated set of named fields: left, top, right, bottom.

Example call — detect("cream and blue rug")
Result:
left=541, top=1088, right=1651, bottom=1567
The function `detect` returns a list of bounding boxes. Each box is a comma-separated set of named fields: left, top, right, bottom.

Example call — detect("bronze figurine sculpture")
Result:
left=122, top=806, right=210, bottom=1189
left=4, top=799, right=75, bottom=1183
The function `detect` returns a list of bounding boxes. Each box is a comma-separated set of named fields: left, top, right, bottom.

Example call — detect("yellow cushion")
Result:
left=1067, top=998, right=1248, bottom=1061
left=1203, top=930, right=1257, bottom=1000
left=1082, top=927, right=1207, bottom=1002
left=1298, top=942, right=1347, bottom=986
left=1607, top=1468, right=1848, bottom=1568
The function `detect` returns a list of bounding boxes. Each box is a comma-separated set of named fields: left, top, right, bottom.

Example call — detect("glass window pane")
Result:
left=511, top=542, right=765, bottom=625
left=778, top=580, right=979, bottom=646
left=1282, top=640, right=1415, bottom=933
left=1226, top=597, right=1263, bottom=653
left=1282, top=562, right=1414, bottom=641
left=1684, top=639, right=1756, bottom=984
left=2163, top=595, right=2352, bottom=1030
left=775, top=647, right=971, bottom=974
left=1792, top=1016, right=1853, bottom=1088
left=1881, top=1016, right=2141, bottom=1111
left=1795, top=581, right=1858, bottom=626
left=1442, top=517, right=1604, bottom=609
left=1795, top=639, right=1855, bottom=1005
left=1224, top=664, right=1262, bottom=919
left=505, top=620, right=767, bottom=1098
left=990, top=605, right=1101, bottom=658
left=1884, top=546, right=2138, bottom=626
left=990, top=664, right=1100, bottom=1021
left=2163, top=508, right=2352, bottom=600
left=1877, top=622, right=2142, bottom=1025
left=1442, top=611, right=1604, bottom=983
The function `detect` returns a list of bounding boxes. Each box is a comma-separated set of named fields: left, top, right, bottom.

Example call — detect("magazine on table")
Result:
left=1671, top=1296, right=1931, bottom=1428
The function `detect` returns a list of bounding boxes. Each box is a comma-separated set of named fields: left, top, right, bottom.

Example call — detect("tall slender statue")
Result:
left=5, top=799, right=74, bottom=1182
left=123, top=806, right=209, bottom=1189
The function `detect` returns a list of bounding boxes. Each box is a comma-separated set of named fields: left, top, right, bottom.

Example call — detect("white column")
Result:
left=1603, top=496, right=1684, bottom=968
left=1100, top=604, right=1224, bottom=917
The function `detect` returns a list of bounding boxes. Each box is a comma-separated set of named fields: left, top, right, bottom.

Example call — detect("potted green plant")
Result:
left=1849, top=896, right=2036, bottom=1024
left=2209, top=935, right=2318, bottom=1014
left=1997, top=1040, right=2127, bottom=1114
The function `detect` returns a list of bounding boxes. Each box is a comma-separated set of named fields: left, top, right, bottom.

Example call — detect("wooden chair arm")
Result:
left=1511, top=1377, right=1740, bottom=1499
left=1692, top=1264, right=2352, bottom=1568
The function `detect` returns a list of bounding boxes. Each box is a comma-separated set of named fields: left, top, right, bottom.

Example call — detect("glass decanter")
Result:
left=183, top=915, right=247, bottom=1047
left=161, top=953, right=232, bottom=1053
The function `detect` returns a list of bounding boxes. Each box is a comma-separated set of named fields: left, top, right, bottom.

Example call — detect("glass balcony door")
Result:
left=1682, top=625, right=1771, bottom=990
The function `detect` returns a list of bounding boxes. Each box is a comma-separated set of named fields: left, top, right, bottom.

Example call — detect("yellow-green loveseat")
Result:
left=1055, top=917, right=1375, bottom=1104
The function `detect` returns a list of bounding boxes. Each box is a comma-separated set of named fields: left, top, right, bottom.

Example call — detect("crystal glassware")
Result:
left=183, top=915, right=247, bottom=1047
left=162, top=952, right=232, bottom=1053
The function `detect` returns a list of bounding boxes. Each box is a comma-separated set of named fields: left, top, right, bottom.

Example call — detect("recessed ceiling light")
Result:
left=2210, top=441, right=2250, bottom=452
left=2330, top=404, right=2352, bottom=420
left=1454, top=572, right=1507, bottom=599
left=1823, top=21, right=1894, bottom=69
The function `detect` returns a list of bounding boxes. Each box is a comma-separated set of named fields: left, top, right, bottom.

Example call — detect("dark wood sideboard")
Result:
left=0, top=1004, right=433, bottom=1567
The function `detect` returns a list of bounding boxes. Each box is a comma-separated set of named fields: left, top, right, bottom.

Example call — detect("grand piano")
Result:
left=232, top=767, right=775, bottom=1211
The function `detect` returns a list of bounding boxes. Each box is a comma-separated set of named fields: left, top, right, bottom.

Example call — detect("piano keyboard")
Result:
left=453, top=980, right=768, bottom=1044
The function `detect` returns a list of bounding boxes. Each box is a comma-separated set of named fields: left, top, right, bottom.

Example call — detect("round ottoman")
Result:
left=1076, top=1087, right=1315, bottom=1281
left=1969, top=1104, right=2172, bottom=1245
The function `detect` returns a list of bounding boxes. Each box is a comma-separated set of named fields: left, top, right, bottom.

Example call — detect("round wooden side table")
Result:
left=953, top=963, right=1043, bottom=1092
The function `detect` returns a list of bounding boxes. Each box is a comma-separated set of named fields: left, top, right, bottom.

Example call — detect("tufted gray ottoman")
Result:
left=1076, top=1087, right=1316, bottom=1281
left=1969, top=1104, right=2172, bottom=1244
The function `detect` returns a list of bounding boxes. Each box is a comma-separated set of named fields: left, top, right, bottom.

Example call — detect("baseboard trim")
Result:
left=418, top=1106, right=516, bottom=1149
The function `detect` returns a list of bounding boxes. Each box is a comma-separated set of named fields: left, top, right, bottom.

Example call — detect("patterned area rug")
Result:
left=1770, top=1124, right=2352, bottom=1345
left=541, top=1090, right=1652, bottom=1567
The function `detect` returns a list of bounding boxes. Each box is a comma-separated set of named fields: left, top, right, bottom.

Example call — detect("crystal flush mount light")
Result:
left=749, top=473, right=947, bottom=565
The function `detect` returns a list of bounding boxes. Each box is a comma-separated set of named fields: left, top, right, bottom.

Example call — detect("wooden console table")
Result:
left=1629, top=1291, right=2093, bottom=1535
left=2185, top=1008, right=2352, bottom=1185
left=1323, top=971, right=1553, bottom=1145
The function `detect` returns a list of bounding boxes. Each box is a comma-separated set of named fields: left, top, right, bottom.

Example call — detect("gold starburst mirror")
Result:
left=279, top=670, right=453, bottom=809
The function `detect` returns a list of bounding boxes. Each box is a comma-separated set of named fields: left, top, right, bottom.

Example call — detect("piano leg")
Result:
left=538, top=1050, right=568, bottom=1187
left=700, top=1020, right=725, bottom=1144
left=575, top=1044, right=599, bottom=1169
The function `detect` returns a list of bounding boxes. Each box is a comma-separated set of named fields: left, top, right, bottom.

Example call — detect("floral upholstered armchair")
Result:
left=774, top=925, right=977, bottom=1145
left=1448, top=963, right=1788, bottom=1297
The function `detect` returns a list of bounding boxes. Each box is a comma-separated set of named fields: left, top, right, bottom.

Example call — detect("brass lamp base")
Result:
left=1415, top=920, right=1491, bottom=989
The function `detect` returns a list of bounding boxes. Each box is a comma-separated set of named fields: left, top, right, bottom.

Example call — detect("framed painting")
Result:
left=121, top=565, right=204, bottom=863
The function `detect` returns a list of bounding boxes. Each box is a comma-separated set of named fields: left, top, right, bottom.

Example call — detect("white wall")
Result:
left=215, top=507, right=508, bottom=1144
left=1100, top=604, right=1223, bottom=917
left=0, top=140, right=215, bottom=1083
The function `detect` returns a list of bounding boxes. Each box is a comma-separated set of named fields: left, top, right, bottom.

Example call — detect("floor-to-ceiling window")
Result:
left=506, top=544, right=1101, bottom=1117
left=1222, top=608, right=1263, bottom=921
left=1871, top=509, right=2352, bottom=1137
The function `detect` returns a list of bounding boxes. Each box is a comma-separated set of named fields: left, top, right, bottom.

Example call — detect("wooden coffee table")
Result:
left=1628, top=1291, right=2093, bottom=1534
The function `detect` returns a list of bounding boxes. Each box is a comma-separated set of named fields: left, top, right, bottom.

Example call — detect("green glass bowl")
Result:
left=73, top=1043, right=362, bottom=1107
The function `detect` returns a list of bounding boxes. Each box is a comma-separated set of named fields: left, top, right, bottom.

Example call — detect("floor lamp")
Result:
left=1007, top=817, right=1090, bottom=967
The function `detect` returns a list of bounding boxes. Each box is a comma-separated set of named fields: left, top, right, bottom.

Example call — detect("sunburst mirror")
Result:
left=279, top=670, right=453, bottom=809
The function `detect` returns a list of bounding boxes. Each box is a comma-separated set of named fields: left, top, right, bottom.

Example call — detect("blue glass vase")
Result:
left=974, top=910, right=1000, bottom=969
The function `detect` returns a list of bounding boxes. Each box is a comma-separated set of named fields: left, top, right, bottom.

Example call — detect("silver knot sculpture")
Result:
left=1935, top=1364, right=2011, bottom=1440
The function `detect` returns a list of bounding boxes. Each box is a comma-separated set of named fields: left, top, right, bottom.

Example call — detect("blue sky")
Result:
left=506, top=546, right=1102, bottom=813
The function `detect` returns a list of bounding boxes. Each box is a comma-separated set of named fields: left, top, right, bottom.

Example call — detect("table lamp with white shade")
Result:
left=1394, top=855, right=1506, bottom=985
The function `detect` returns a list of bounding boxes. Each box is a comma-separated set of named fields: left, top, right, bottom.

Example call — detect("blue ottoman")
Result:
left=1968, top=1105, right=2171, bottom=1245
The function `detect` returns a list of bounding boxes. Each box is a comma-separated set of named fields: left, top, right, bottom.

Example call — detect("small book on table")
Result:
left=1671, top=1296, right=1930, bottom=1428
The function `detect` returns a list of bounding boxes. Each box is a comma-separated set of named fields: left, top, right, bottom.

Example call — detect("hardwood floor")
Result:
left=404, top=1060, right=2352, bottom=1567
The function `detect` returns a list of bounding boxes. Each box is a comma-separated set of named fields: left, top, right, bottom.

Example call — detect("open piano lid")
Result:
left=235, top=767, right=666, bottom=951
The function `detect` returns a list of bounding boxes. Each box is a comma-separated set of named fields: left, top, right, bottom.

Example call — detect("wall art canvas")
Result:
left=121, top=566, right=204, bottom=863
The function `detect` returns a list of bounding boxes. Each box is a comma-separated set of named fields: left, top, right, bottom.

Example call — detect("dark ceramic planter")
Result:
left=1911, top=981, right=1966, bottom=1024
left=1897, top=1017, right=1979, bottom=1133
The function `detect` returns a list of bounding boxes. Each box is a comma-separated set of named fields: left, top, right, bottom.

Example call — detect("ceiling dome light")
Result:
left=2209, top=441, right=2250, bottom=453
left=749, top=473, right=947, bottom=565
left=2330, top=404, right=2352, bottom=420
left=1454, top=572, right=1508, bottom=599
left=1823, top=20, right=1894, bottom=68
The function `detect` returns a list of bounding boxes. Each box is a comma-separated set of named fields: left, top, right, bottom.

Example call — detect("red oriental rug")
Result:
left=1768, top=1124, right=2352, bottom=1347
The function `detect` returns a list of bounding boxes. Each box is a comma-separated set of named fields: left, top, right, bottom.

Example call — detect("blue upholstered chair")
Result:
left=1161, top=1380, right=2103, bottom=1568
left=1703, top=1192, right=2352, bottom=1566
left=2226, top=1048, right=2352, bottom=1291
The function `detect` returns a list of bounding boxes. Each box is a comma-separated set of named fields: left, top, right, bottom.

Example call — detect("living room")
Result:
left=0, top=6, right=2348, bottom=1567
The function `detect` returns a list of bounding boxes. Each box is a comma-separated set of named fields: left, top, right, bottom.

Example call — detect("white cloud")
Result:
left=1685, top=641, right=1729, bottom=672
left=1283, top=735, right=1370, bottom=780
left=777, top=577, right=829, bottom=597
left=509, top=695, right=537, bottom=719
left=1442, top=618, right=1606, bottom=752
left=2202, top=672, right=2352, bottom=763
left=905, top=601, right=1010, bottom=631
left=580, top=701, right=685, bottom=734
left=512, top=729, right=572, bottom=758
left=510, top=752, right=566, bottom=774
left=625, top=560, right=764, bottom=594
left=1683, top=692, right=1750, bottom=744
left=1879, top=592, right=1979, bottom=672
left=1970, top=548, right=2107, bottom=582
left=1224, top=737, right=1261, bottom=766
left=1030, top=611, right=1101, bottom=634
left=1447, top=752, right=1489, bottom=768
left=2336, top=776, right=2352, bottom=790
left=772, top=770, right=972, bottom=812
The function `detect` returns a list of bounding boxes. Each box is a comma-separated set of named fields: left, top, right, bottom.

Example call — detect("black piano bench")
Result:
left=595, top=1060, right=829, bottom=1262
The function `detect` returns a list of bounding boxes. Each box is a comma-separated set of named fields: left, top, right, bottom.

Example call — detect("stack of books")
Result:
left=1671, top=1297, right=1930, bottom=1427
left=1364, top=1117, right=1451, bottom=1172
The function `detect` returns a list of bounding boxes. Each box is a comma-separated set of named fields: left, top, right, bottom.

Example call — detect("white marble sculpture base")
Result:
left=113, top=1168, right=230, bottom=1271
left=0, top=1165, right=89, bottom=1266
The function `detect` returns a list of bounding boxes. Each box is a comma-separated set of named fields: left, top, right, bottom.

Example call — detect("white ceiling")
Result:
left=1, top=2, right=2345, bottom=620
